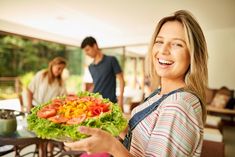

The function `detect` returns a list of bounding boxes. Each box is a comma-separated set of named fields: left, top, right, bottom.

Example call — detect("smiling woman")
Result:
left=64, top=10, right=208, bottom=157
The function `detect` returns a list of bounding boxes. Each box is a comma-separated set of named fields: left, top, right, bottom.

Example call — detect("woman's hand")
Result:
left=64, top=126, right=116, bottom=154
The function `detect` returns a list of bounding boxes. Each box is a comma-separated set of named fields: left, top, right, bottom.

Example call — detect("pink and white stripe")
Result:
left=130, top=92, right=203, bottom=157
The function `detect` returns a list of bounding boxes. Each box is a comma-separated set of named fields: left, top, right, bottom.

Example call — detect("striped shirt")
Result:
left=130, top=91, right=204, bottom=157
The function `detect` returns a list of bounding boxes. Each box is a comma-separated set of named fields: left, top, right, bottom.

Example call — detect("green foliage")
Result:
left=66, top=46, right=84, bottom=75
left=19, top=72, right=35, bottom=88
left=0, top=34, right=67, bottom=77
left=65, top=75, right=83, bottom=93
left=0, top=34, right=84, bottom=98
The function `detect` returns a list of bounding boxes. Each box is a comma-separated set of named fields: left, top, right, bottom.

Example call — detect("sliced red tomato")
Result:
left=66, top=94, right=79, bottom=101
left=88, top=103, right=109, bottom=116
left=37, top=108, right=57, bottom=118
left=90, top=106, right=102, bottom=116
left=52, top=99, right=64, bottom=104
left=47, top=103, right=62, bottom=110
left=66, top=114, right=86, bottom=125
left=81, top=97, right=91, bottom=102
left=100, top=103, right=110, bottom=112
left=48, top=115, right=68, bottom=124
left=93, top=98, right=102, bottom=104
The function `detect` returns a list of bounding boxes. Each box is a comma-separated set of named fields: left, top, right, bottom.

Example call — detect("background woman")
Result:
left=27, top=56, right=67, bottom=112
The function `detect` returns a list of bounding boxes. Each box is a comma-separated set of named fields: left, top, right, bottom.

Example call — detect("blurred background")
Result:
left=0, top=1, right=235, bottom=156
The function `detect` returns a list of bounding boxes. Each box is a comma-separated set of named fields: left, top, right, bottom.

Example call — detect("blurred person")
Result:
left=64, top=10, right=208, bottom=157
left=62, top=67, right=70, bottom=81
left=27, top=56, right=67, bottom=156
left=27, top=56, right=67, bottom=112
left=81, top=36, right=125, bottom=112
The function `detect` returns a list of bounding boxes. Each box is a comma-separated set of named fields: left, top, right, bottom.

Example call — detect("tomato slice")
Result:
left=37, top=108, right=57, bottom=118
left=100, top=103, right=110, bottom=112
left=48, top=115, right=68, bottom=124
left=78, top=97, right=91, bottom=103
left=52, top=99, right=64, bottom=104
left=90, top=106, right=102, bottom=116
left=94, top=98, right=102, bottom=104
left=47, top=103, right=62, bottom=110
left=66, top=114, right=86, bottom=125
left=66, top=94, right=79, bottom=101
left=88, top=103, right=109, bottom=116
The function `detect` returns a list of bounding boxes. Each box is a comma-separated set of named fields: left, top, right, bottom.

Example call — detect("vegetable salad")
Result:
left=27, top=91, right=127, bottom=141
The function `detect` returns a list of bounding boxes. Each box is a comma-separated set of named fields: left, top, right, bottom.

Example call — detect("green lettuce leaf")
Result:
left=27, top=91, right=127, bottom=141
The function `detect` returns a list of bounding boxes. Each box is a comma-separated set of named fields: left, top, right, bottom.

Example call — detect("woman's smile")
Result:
left=158, top=58, right=174, bottom=68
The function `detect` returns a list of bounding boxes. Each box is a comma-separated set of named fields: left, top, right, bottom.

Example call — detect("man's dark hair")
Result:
left=81, top=36, right=97, bottom=49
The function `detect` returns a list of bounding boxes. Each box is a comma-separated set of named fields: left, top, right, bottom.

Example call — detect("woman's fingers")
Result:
left=64, top=127, right=114, bottom=154
left=64, top=140, right=85, bottom=150
left=79, top=126, right=100, bottom=136
left=64, top=127, right=101, bottom=151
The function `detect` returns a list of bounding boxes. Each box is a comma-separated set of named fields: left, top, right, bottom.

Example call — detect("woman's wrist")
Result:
left=109, top=138, right=131, bottom=157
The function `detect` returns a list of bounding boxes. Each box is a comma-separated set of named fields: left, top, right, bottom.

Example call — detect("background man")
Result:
left=81, top=36, right=124, bottom=111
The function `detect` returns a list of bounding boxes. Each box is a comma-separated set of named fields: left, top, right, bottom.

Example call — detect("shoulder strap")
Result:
left=143, top=88, right=161, bottom=102
left=128, top=88, right=183, bottom=131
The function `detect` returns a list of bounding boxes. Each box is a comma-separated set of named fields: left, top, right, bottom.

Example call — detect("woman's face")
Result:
left=52, top=64, right=65, bottom=77
left=152, top=21, right=190, bottom=82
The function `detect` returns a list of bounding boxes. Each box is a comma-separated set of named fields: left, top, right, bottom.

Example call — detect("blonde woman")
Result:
left=27, top=56, right=67, bottom=113
left=65, top=10, right=208, bottom=157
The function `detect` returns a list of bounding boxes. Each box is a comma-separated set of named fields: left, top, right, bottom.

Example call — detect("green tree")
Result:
left=0, top=34, right=67, bottom=77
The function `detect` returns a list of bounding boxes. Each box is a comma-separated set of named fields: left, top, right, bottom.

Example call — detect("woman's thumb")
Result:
left=78, top=126, right=98, bottom=135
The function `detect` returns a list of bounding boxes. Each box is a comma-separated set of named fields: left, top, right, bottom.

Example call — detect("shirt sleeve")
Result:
left=111, top=56, right=122, bottom=74
left=28, top=71, right=42, bottom=93
left=146, top=100, right=203, bottom=157
left=59, top=83, right=67, bottom=95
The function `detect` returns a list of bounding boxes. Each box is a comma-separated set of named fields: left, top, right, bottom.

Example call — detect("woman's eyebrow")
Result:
left=156, top=36, right=186, bottom=44
left=156, top=36, right=163, bottom=39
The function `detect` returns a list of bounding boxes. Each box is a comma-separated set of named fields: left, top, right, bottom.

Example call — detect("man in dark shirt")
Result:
left=81, top=36, right=124, bottom=111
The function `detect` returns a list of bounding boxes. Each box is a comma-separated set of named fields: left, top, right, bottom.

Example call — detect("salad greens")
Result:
left=27, top=91, right=127, bottom=141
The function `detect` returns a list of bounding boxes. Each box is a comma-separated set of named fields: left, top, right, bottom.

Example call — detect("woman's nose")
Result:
left=159, top=43, right=170, bottom=55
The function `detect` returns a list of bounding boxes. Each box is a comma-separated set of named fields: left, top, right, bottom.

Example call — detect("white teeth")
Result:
left=158, top=59, right=173, bottom=65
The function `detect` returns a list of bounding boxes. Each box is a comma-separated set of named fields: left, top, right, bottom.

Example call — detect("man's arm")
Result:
left=116, top=72, right=125, bottom=112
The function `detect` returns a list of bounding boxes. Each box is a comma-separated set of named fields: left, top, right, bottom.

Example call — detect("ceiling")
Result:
left=0, top=0, right=235, bottom=55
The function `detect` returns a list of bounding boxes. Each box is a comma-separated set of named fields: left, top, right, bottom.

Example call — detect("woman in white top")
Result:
left=27, top=56, right=67, bottom=113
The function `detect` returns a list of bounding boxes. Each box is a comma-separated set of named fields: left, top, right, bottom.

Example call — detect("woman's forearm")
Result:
left=110, top=139, right=133, bottom=157
left=27, top=88, right=33, bottom=113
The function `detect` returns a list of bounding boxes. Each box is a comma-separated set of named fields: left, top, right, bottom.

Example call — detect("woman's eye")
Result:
left=154, top=41, right=163, bottom=48
left=171, top=42, right=183, bottom=48
left=156, top=40, right=163, bottom=45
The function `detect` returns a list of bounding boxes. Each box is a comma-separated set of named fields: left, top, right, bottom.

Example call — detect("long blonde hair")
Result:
left=146, top=10, right=208, bottom=123
left=43, top=56, right=67, bottom=86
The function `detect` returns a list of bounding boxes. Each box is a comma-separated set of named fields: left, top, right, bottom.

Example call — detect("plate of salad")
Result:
left=27, top=91, right=127, bottom=142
